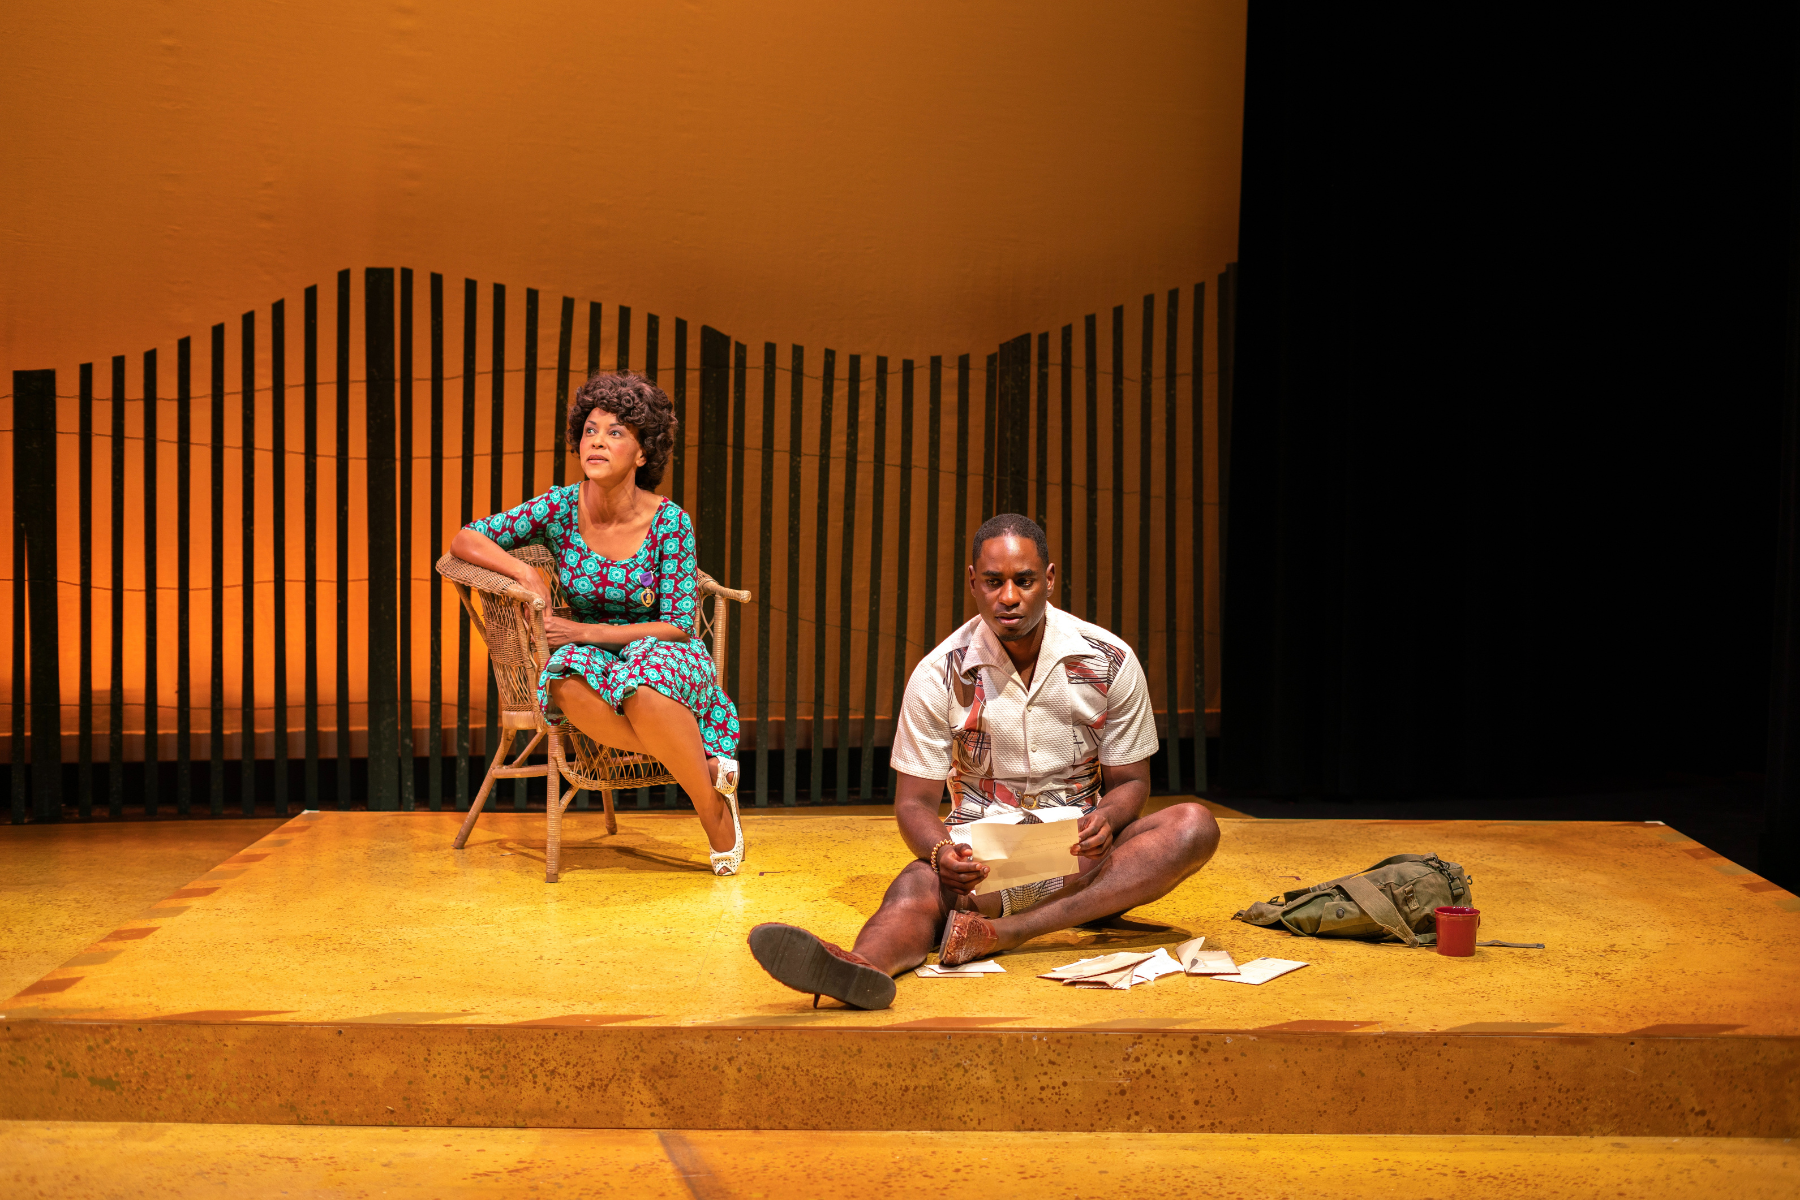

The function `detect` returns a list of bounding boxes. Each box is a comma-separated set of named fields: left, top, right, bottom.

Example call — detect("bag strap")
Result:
left=1362, top=853, right=1432, bottom=871
left=1339, top=874, right=1421, bottom=947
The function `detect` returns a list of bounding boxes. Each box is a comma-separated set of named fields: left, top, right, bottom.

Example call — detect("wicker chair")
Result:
left=436, top=544, right=751, bottom=882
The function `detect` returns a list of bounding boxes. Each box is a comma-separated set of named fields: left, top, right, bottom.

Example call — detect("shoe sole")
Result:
left=747, top=923, right=897, bottom=1011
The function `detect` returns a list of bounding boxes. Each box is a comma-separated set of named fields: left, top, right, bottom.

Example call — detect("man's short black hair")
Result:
left=970, top=513, right=1050, bottom=568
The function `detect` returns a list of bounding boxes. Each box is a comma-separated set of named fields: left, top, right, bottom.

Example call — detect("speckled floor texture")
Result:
left=3, top=1121, right=1795, bottom=1199
left=3, top=807, right=1797, bottom=1135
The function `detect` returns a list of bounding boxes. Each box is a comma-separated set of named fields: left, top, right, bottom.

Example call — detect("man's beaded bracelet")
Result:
left=928, top=837, right=954, bottom=873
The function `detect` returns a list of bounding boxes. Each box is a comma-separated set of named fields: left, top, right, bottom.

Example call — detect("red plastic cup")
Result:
left=1434, top=906, right=1481, bottom=957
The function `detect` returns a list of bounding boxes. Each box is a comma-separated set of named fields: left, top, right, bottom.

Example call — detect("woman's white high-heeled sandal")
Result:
left=709, top=756, right=744, bottom=877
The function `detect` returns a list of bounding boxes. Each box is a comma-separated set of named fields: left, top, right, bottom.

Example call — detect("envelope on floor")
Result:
left=1212, top=957, right=1307, bottom=985
left=1128, top=946, right=1185, bottom=984
left=1039, top=951, right=1152, bottom=982
left=917, top=961, right=1006, bottom=979
left=1175, top=938, right=1239, bottom=975
left=1042, top=947, right=1185, bottom=991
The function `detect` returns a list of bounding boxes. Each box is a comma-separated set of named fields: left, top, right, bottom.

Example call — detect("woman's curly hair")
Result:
left=566, top=371, right=676, bottom=491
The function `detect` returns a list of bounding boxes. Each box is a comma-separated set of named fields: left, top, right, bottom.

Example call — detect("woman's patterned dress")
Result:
left=464, top=486, right=740, bottom=757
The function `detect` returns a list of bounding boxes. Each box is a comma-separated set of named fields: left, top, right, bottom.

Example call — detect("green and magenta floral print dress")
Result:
left=464, top=486, right=740, bottom=757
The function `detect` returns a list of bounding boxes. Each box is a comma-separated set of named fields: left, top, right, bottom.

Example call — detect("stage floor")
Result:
left=4, top=807, right=1798, bottom=1135
left=6, top=807, right=1795, bottom=1032
left=5, top=1121, right=1796, bottom=1199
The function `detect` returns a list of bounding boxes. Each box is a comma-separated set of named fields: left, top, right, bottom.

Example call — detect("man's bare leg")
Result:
left=549, top=677, right=736, bottom=853
left=848, top=860, right=963, bottom=976
left=984, top=802, right=1219, bottom=951
left=851, top=803, right=1219, bottom=973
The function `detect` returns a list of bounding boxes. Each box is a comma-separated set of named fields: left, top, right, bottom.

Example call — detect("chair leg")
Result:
left=453, top=728, right=514, bottom=849
left=601, top=785, right=617, bottom=835
left=544, top=747, right=563, bottom=884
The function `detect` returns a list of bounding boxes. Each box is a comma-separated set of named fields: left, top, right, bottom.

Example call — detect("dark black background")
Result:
left=1223, top=10, right=1796, bottom=805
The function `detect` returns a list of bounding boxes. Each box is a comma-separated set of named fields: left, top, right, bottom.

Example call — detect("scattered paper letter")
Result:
left=964, top=810, right=1084, bottom=895
left=917, top=960, right=1007, bottom=979
left=1212, top=957, right=1308, bottom=985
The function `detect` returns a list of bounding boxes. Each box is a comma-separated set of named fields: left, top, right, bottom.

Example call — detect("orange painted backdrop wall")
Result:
left=2, top=1, right=1244, bottom=761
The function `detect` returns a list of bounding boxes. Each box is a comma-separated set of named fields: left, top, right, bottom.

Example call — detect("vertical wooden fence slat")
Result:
left=1060, top=326, right=1073, bottom=607
left=784, top=344, right=803, bottom=807
left=429, top=274, right=446, bottom=812
left=696, top=328, right=732, bottom=579
left=924, top=357, right=941, bottom=653
left=176, top=338, right=193, bottom=816
left=697, top=325, right=731, bottom=810
left=398, top=270, right=414, bottom=811
left=456, top=279, right=477, bottom=810
left=662, top=317, right=683, bottom=813
left=672, top=318, right=687, bottom=509
left=860, top=356, right=887, bottom=802
left=143, top=348, right=159, bottom=816
left=1110, top=304, right=1125, bottom=638
left=1139, top=294, right=1153, bottom=667
left=1166, top=287, right=1180, bottom=798
left=586, top=275, right=602, bottom=683
left=1162, top=288, right=1182, bottom=794
left=729, top=340, right=747, bottom=707
left=522, top=288, right=538, bottom=501
left=78, top=362, right=93, bottom=818
left=953, top=354, right=970, bottom=625
left=272, top=298, right=289, bottom=817
left=10, top=375, right=25, bottom=824
left=1219, top=264, right=1236, bottom=595
left=335, top=269, right=352, bottom=809
left=17, top=369, right=62, bottom=822
left=756, top=341, right=775, bottom=807
left=646, top=314, right=660, bottom=384
left=1035, top=331, right=1049, bottom=532
left=109, top=354, right=126, bottom=819
left=587, top=303, right=601, bottom=377
left=553, top=297, right=573, bottom=491
left=1192, top=281, right=1208, bottom=790
left=889, top=358, right=915, bottom=801
left=242, top=309, right=258, bottom=815
left=1084, top=315, right=1098, bottom=622
left=558, top=340, right=585, bottom=812
left=836, top=354, right=861, bottom=804
left=487, top=283, right=506, bottom=806
left=982, top=353, right=997, bottom=521
left=210, top=323, right=226, bottom=817
left=582, top=299, right=602, bottom=798
left=812, top=349, right=835, bottom=799
left=997, top=334, right=1030, bottom=516
left=303, top=286, right=320, bottom=811
left=617, top=306, right=631, bottom=371
left=516, top=287, right=536, bottom=812
left=365, top=269, right=399, bottom=813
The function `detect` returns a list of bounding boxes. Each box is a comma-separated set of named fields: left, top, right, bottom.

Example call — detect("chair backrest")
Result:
left=435, top=544, right=752, bottom=733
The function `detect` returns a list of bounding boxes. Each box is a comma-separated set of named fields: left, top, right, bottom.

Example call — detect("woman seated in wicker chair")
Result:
left=448, top=372, right=746, bottom=875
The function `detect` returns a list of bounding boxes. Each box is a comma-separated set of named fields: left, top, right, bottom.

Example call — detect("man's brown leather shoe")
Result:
left=748, top=922, right=897, bottom=1010
left=937, top=909, right=1000, bottom=967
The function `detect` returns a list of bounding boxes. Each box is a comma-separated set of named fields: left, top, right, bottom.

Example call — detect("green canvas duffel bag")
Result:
left=1231, top=853, right=1474, bottom=947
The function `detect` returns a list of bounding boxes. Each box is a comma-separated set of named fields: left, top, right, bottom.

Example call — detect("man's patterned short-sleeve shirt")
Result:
left=889, top=604, right=1159, bottom=825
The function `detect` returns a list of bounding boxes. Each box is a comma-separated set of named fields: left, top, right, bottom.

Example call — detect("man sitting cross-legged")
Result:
left=747, top=513, right=1221, bottom=1010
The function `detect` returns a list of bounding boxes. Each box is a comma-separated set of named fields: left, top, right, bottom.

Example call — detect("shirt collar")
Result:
left=959, top=604, right=1095, bottom=683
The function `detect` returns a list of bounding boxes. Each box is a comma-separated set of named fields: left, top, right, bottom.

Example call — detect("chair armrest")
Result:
left=436, top=552, right=544, bottom=610
left=696, top=571, right=751, bottom=605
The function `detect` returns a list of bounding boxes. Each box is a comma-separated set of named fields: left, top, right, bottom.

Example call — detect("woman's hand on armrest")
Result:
left=449, top=527, right=554, bottom=610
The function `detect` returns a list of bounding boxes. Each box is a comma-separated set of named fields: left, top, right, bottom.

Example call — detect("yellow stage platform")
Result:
left=5, top=1121, right=1796, bottom=1199
left=3, top=808, right=1797, bottom=1136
